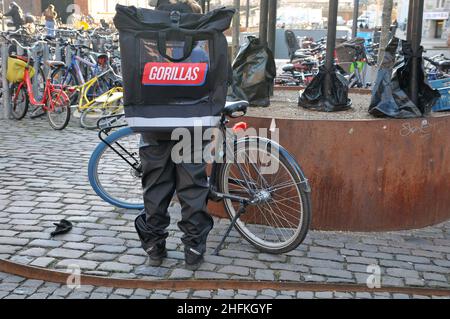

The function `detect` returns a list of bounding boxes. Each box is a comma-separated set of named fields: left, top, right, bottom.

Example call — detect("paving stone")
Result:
left=118, top=255, right=147, bottom=265
left=27, top=293, right=49, bottom=299
left=84, top=253, right=118, bottom=262
left=297, top=291, right=314, bottom=299
left=55, top=259, right=98, bottom=270
left=98, top=262, right=133, bottom=273
left=0, top=237, right=29, bottom=246
left=255, top=269, right=275, bottom=281
left=91, top=293, right=108, bottom=299
left=345, top=256, right=378, bottom=265
left=88, top=237, right=125, bottom=245
left=386, top=268, right=420, bottom=278
left=257, top=253, right=287, bottom=262
left=62, top=242, right=95, bottom=251
left=18, top=248, right=48, bottom=257
left=194, top=271, right=229, bottom=280
left=355, top=292, right=372, bottom=299
left=219, top=266, right=250, bottom=276
left=423, top=273, right=447, bottom=282
left=315, top=292, right=334, bottom=299
left=48, top=248, right=85, bottom=259
left=261, top=289, right=278, bottom=298
left=311, top=268, right=353, bottom=279
left=0, top=245, right=22, bottom=254
left=192, top=290, right=212, bottom=298
left=114, top=289, right=135, bottom=296
left=28, top=239, right=62, bottom=248
left=396, top=255, right=430, bottom=264
left=169, top=269, right=194, bottom=279
left=93, top=245, right=127, bottom=253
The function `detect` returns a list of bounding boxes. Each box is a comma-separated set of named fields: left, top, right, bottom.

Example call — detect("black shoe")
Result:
left=146, top=243, right=167, bottom=267
left=185, top=247, right=204, bottom=271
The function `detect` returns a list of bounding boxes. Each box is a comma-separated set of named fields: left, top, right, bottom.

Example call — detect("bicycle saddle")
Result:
left=45, top=60, right=66, bottom=68
left=282, top=64, right=295, bottom=72
left=223, top=101, right=249, bottom=118
left=438, top=60, right=450, bottom=68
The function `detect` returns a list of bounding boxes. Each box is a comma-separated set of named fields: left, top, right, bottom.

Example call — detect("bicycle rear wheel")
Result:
left=218, top=137, right=311, bottom=254
left=88, top=127, right=144, bottom=210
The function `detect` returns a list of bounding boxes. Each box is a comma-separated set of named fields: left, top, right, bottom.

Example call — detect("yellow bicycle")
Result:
left=70, top=74, right=124, bottom=130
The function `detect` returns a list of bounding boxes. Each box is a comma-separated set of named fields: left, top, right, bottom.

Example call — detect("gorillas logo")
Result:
left=142, top=62, right=208, bottom=86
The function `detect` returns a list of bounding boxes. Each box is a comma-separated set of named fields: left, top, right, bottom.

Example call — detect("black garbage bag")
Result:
left=298, top=65, right=352, bottom=112
left=228, top=36, right=276, bottom=107
left=369, top=37, right=440, bottom=118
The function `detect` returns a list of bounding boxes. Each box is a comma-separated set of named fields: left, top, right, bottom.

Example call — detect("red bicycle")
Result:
left=8, top=38, right=71, bottom=130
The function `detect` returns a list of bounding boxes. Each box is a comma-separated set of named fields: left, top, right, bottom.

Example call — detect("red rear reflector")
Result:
left=233, top=122, right=249, bottom=133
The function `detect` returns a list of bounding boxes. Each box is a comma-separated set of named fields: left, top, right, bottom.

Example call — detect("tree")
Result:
left=378, top=0, right=394, bottom=66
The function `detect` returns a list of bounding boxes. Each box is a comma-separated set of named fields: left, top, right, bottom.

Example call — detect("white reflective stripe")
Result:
left=126, top=116, right=221, bottom=128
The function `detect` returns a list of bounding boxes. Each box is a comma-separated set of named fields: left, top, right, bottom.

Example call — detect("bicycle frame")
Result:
left=75, top=70, right=122, bottom=112
left=13, top=67, right=65, bottom=113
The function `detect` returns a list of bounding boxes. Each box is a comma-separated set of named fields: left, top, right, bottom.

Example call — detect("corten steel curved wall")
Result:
left=208, top=114, right=450, bottom=231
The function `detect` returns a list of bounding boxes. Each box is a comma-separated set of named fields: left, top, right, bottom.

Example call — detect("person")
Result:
left=43, top=4, right=57, bottom=38
left=135, top=0, right=211, bottom=271
left=1, top=2, right=25, bottom=30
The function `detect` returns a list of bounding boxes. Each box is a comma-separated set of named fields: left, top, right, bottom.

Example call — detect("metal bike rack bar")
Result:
left=65, top=44, right=72, bottom=66
left=42, top=42, right=50, bottom=81
left=2, top=42, right=11, bottom=119
left=55, top=41, right=62, bottom=62
left=32, top=44, right=41, bottom=98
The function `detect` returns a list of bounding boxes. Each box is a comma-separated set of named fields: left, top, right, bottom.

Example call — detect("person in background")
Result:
left=1, top=2, right=25, bottom=30
left=43, top=4, right=58, bottom=38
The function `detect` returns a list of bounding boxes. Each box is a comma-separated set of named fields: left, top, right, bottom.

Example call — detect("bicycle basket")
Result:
left=7, top=56, right=35, bottom=83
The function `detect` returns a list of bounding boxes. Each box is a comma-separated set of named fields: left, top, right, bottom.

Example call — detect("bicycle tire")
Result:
left=218, top=137, right=311, bottom=254
left=47, top=90, right=71, bottom=130
left=88, top=127, right=144, bottom=210
left=10, top=83, right=29, bottom=120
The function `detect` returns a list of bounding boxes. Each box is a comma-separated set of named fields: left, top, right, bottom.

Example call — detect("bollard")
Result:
left=2, top=42, right=11, bottom=119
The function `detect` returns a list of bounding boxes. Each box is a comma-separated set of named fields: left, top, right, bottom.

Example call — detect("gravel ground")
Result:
left=246, top=90, right=450, bottom=121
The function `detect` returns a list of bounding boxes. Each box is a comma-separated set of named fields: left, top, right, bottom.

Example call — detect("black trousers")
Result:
left=135, top=135, right=213, bottom=255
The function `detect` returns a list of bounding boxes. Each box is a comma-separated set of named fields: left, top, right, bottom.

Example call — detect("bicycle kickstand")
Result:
left=213, top=201, right=247, bottom=256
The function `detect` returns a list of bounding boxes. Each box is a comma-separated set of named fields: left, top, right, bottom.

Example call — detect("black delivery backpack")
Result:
left=113, top=5, right=235, bottom=132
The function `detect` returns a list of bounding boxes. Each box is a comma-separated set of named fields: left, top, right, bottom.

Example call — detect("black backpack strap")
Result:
left=157, top=31, right=194, bottom=63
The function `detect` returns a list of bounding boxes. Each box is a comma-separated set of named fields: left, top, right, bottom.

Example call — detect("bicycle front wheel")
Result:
left=47, top=90, right=71, bottom=130
left=218, top=137, right=311, bottom=254
left=80, top=106, right=123, bottom=130
left=10, top=83, right=29, bottom=120
left=88, top=127, right=144, bottom=210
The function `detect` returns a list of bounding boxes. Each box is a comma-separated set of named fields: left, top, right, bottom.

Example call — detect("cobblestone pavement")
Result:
left=1, top=117, right=450, bottom=299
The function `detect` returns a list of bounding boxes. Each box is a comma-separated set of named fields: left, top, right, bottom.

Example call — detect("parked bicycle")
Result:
left=4, top=37, right=71, bottom=130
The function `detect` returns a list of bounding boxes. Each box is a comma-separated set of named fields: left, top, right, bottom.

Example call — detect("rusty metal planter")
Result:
left=209, top=114, right=450, bottom=231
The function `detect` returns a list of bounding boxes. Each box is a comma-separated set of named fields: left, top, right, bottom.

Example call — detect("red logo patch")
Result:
left=142, top=62, right=208, bottom=86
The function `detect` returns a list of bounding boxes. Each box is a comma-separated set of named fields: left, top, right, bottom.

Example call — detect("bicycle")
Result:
left=6, top=38, right=71, bottom=130
left=66, top=67, right=123, bottom=130
left=88, top=101, right=312, bottom=254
